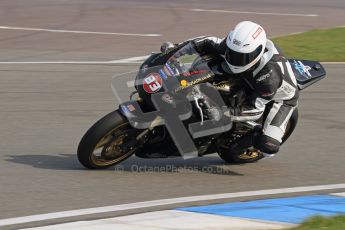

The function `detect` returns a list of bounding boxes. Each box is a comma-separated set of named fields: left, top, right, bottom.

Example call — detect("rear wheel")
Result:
left=217, top=139, right=264, bottom=164
left=77, top=110, right=140, bottom=169
left=218, top=109, right=298, bottom=164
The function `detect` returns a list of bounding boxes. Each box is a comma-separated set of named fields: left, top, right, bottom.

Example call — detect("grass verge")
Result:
left=272, top=27, right=345, bottom=62
left=288, top=215, right=345, bottom=230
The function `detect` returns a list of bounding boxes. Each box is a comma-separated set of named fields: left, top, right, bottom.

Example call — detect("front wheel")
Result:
left=77, top=110, right=140, bottom=169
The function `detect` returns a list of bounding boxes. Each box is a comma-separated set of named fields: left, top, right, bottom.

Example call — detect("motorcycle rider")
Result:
left=162, top=21, right=299, bottom=157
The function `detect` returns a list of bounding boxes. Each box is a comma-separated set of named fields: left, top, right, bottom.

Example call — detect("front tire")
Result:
left=77, top=110, right=139, bottom=169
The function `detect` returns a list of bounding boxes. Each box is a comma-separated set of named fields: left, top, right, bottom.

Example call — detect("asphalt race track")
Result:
left=0, top=0, right=344, bottom=229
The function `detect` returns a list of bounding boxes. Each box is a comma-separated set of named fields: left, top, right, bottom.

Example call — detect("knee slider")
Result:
left=254, top=134, right=281, bottom=154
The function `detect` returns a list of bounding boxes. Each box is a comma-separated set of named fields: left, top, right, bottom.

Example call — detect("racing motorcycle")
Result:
left=77, top=41, right=326, bottom=169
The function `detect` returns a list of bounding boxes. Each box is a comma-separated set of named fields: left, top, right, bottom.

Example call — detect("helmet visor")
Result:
left=225, top=45, right=263, bottom=67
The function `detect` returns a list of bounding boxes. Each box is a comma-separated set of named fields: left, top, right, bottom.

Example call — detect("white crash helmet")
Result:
left=225, top=21, right=267, bottom=74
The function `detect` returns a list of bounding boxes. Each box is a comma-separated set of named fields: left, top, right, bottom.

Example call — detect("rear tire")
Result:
left=218, top=148, right=263, bottom=164
left=218, top=109, right=298, bottom=164
left=77, top=110, right=138, bottom=169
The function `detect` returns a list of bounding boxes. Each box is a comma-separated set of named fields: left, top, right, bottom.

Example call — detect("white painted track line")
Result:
left=1, top=183, right=345, bottom=227
left=191, top=9, right=318, bottom=17
left=321, top=62, right=345, bottom=64
left=0, top=56, right=149, bottom=65
left=129, top=6, right=318, bottom=17
left=110, top=55, right=149, bottom=64
left=0, top=53, right=343, bottom=65
left=0, top=26, right=161, bottom=37
left=21, top=210, right=293, bottom=230
left=0, top=61, right=138, bottom=64
left=331, top=192, right=345, bottom=197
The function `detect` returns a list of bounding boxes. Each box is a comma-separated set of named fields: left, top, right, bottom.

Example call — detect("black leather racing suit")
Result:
left=190, top=36, right=299, bottom=155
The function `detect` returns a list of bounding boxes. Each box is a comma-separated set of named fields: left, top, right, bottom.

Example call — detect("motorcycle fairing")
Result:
left=289, top=59, right=326, bottom=90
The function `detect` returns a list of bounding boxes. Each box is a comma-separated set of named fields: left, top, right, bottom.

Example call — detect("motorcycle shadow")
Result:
left=114, top=155, right=244, bottom=176
left=5, top=154, right=243, bottom=176
left=5, top=153, right=81, bottom=171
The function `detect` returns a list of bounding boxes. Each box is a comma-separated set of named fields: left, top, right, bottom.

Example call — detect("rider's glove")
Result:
left=160, top=42, right=175, bottom=54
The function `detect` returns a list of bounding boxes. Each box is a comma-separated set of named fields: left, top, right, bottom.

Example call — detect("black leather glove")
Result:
left=160, top=42, right=175, bottom=54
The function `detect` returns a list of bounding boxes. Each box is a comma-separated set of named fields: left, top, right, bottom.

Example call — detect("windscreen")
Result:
left=111, top=42, right=214, bottom=104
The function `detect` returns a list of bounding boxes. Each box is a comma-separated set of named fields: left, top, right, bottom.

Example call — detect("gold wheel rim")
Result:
left=237, top=150, right=261, bottom=160
left=90, top=123, right=137, bottom=167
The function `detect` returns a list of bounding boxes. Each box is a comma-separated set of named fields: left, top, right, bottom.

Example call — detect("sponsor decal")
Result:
left=282, top=84, right=294, bottom=94
left=233, top=39, right=242, bottom=46
left=163, top=66, right=172, bottom=77
left=252, top=27, right=263, bottom=39
left=127, top=104, right=135, bottom=112
left=120, top=104, right=135, bottom=114
left=292, top=60, right=311, bottom=78
left=159, top=69, right=168, bottom=80
left=120, top=105, right=130, bottom=114
left=143, top=73, right=163, bottom=94
left=181, top=69, right=209, bottom=77
left=174, top=74, right=212, bottom=93
left=256, top=72, right=271, bottom=82
left=165, top=63, right=176, bottom=76
left=180, top=80, right=188, bottom=87
left=182, top=72, right=191, bottom=77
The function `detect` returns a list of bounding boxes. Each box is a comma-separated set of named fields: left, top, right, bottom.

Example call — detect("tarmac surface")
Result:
left=0, top=0, right=344, bottom=229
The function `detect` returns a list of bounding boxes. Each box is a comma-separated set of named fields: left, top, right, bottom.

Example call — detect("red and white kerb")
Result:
left=143, top=73, right=163, bottom=94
